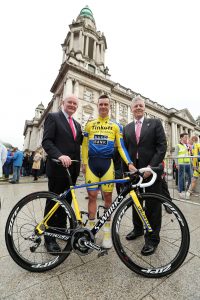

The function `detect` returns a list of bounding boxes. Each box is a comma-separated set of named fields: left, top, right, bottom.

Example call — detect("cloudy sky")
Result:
left=1, top=0, right=200, bottom=148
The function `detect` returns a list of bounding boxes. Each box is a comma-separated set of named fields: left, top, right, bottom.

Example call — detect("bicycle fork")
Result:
left=129, top=190, right=153, bottom=233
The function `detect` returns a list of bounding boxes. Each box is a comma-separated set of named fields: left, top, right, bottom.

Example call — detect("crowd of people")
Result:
left=174, top=133, right=200, bottom=199
left=0, top=147, right=46, bottom=183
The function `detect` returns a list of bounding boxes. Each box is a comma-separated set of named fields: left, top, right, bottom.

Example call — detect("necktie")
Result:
left=135, top=121, right=142, bottom=144
left=68, top=116, right=76, bottom=140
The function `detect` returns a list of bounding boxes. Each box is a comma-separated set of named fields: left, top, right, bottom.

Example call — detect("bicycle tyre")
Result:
left=5, top=191, right=77, bottom=272
left=112, top=193, right=190, bottom=278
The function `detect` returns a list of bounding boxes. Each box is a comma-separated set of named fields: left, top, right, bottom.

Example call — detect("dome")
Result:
left=36, top=102, right=45, bottom=110
left=79, top=6, right=94, bottom=21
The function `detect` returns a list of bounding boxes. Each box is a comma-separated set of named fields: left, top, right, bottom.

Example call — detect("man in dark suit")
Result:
left=123, top=95, right=167, bottom=256
left=42, top=94, right=82, bottom=253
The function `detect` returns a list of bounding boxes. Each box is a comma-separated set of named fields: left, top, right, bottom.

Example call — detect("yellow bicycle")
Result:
left=5, top=162, right=190, bottom=278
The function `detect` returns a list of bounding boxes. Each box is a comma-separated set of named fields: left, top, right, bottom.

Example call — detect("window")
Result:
left=88, top=37, right=94, bottom=59
left=88, top=64, right=95, bottom=73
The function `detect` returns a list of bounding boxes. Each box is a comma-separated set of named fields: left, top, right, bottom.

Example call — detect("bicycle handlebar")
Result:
left=51, top=158, right=80, bottom=164
left=126, top=167, right=158, bottom=188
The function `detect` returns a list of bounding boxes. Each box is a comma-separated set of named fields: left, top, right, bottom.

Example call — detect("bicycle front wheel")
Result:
left=112, top=193, right=190, bottom=278
left=5, top=191, right=77, bottom=272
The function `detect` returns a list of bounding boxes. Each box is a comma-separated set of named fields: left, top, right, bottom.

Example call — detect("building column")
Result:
left=179, top=125, right=183, bottom=134
left=52, top=95, right=60, bottom=112
left=100, top=44, right=104, bottom=63
left=79, top=31, right=83, bottom=53
left=85, top=36, right=89, bottom=56
left=24, top=128, right=31, bottom=150
left=62, top=46, right=66, bottom=63
left=171, top=122, right=176, bottom=148
left=69, top=32, right=74, bottom=51
left=174, top=123, right=178, bottom=145
left=96, top=44, right=100, bottom=62
left=128, top=106, right=132, bottom=123
left=63, top=78, right=73, bottom=98
left=116, top=102, right=120, bottom=122
left=93, top=40, right=96, bottom=60
left=74, top=81, right=79, bottom=97
left=101, top=44, right=105, bottom=64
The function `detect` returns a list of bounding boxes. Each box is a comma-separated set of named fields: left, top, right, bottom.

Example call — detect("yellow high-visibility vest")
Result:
left=177, top=144, right=190, bottom=164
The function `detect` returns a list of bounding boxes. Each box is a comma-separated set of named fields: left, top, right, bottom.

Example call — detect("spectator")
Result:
left=186, top=136, right=200, bottom=198
left=9, top=147, right=24, bottom=184
left=3, top=148, right=12, bottom=179
left=175, top=133, right=192, bottom=198
left=32, top=150, right=42, bottom=181
left=0, top=143, right=7, bottom=178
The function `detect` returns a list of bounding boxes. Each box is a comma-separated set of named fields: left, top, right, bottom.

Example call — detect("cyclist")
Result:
left=186, top=136, right=200, bottom=198
left=82, top=94, right=135, bottom=248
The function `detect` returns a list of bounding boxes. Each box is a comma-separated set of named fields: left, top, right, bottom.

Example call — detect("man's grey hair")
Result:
left=131, top=95, right=145, bottom=107
left=63, top=95, right=79, bottom=103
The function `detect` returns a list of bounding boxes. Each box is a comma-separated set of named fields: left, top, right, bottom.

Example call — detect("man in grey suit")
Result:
left=42, top=95, right=82, bottom=253
left=123, top=95, right=167, bottom=256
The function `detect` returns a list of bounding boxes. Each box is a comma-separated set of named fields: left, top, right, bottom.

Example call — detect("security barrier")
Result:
left=165, top=156, right=200, bottom=205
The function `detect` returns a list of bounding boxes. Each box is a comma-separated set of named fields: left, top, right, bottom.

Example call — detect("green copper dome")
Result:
left=80, top=6, right=94, bottom=20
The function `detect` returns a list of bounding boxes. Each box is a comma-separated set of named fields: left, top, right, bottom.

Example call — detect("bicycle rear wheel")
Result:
left=112, top=193, right=190, bottom=278
left=5, top=191, right=77, bottom=272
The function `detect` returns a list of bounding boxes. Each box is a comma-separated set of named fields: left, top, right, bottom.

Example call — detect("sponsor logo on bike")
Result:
left=8, top=207, right=20, bottom=236
left=141, top=264, right=171, bottom=274
left=32, top=257, right=59, bottom=268
left=116, top=207, right=127, bottom=233
left=95, top=196, right=123, bottom=230
left=56, top=200, right=71, bottom=218
left=44, top=232, right=70, bottom=241
left=165, top=205, right=184, bottom=226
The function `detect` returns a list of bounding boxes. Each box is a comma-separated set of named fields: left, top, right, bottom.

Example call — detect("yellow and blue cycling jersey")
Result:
left=82, top=116, right=132, bottom=164
left=192, top=143, right=200, bottom=177
left=82, top=116, right=132, bottom=191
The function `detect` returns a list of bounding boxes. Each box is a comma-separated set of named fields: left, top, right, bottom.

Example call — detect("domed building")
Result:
left=23, top=6, right=200, bottom=154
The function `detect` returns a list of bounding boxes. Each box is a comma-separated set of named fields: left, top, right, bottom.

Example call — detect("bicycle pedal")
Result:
left=98, top=249, right=108, bottom=257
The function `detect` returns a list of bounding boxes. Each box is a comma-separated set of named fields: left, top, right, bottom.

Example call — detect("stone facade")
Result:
left=23, top=6, right=200, bottom=154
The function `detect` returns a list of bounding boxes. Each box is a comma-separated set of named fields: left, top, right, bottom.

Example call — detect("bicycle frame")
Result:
left=35, top=176, right=153, bottom=236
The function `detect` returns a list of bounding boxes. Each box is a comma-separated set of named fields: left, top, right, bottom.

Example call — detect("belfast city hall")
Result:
left=23, top=6, right=200, bottom=156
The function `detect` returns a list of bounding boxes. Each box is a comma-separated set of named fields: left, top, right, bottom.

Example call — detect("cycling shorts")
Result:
left=85, top=157, right=114, bottom=192
left=193, top=163, right=200, bottom=178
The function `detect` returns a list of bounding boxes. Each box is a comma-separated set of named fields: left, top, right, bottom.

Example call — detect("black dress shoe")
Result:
left=141, top=243, right=157, bottom=256
left=126, top=230, right=143, bottom=240
left=44, top=240, right=61, bottom=255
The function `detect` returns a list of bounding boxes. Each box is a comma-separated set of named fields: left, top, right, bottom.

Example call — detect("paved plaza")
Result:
left=0, top=176, right=200, bottom=300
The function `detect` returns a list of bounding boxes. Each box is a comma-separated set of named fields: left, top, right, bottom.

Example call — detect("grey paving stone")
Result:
left=1, top=178, right=200, bottom=300
left=189, top=227, right=200, bottom=257
left=149, top=256, right=200, bottom=300
left=0, top=253, right=83, bottom=298
left=3, top=276, right=67, bottom=300
left=59, top=252, right=165, bottom=300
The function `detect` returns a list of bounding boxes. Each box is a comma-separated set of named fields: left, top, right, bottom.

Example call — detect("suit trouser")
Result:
left=44, top=171, right=78, bottom=239
left=132, top=178, right=162, bottom=246
left=161, top=177, right=172, bottom=201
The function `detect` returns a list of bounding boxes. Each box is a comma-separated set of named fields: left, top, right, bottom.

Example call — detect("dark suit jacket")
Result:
left=42, top=110, right=82, bottom=178
left=123, top=118, right=167, bottom=169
